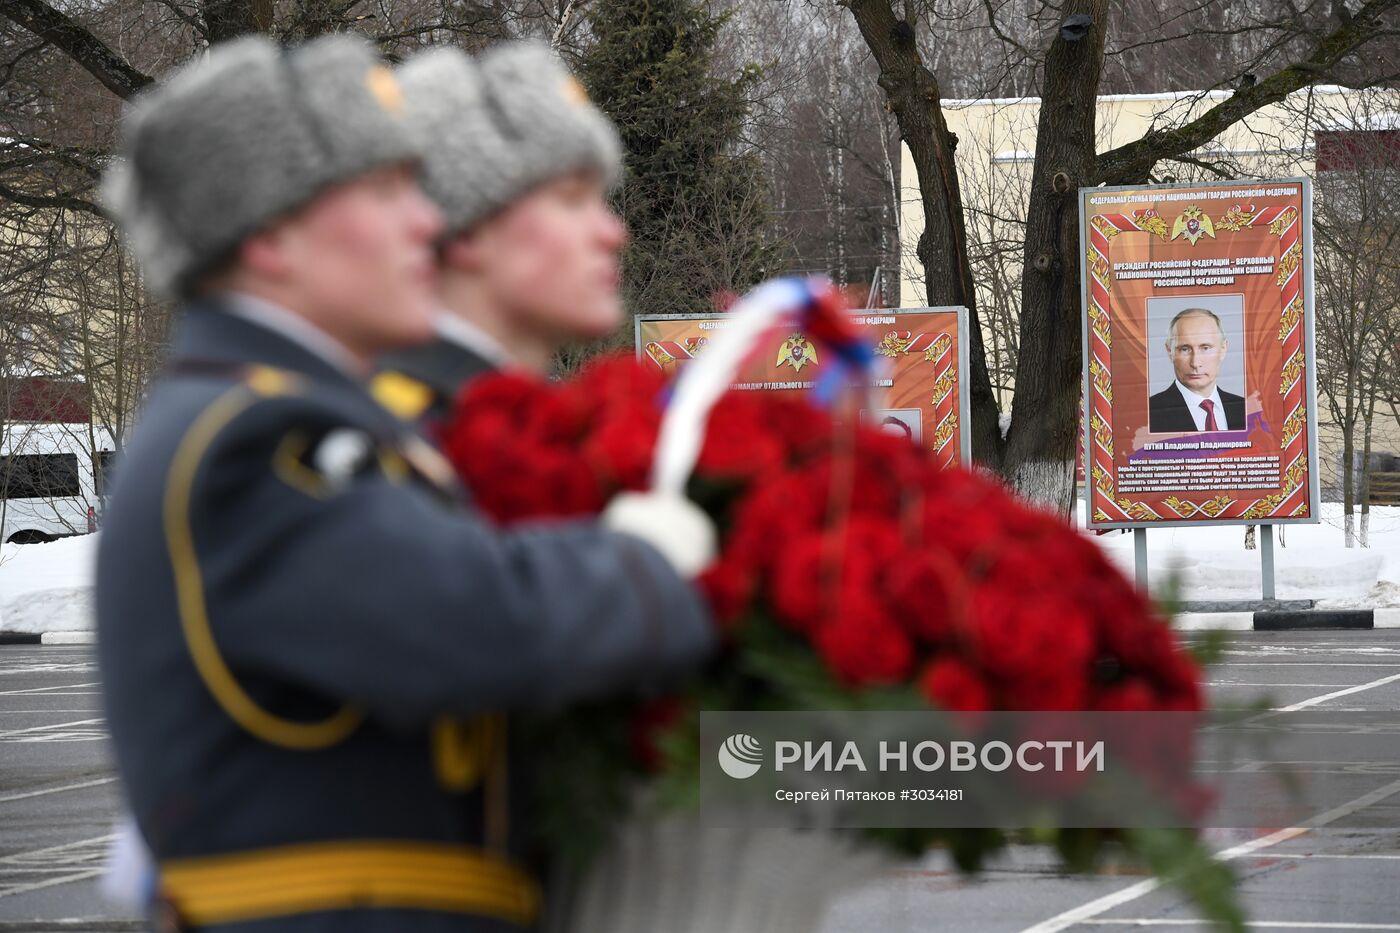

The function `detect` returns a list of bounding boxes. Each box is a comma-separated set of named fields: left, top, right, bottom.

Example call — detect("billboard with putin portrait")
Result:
left=1080, top=178, right=1320, bottom=528
left=635, top=307, right=971, bottom=468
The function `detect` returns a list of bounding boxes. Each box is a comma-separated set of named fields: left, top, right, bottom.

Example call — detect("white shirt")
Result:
left=1173, top=379, right=1229, bottom=431
left=434, top=313, right=513, bottom=368
left=221, top=292, right=362, bottom=377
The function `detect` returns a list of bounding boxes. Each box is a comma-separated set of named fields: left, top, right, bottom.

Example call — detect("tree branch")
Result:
left=1097, top=0, right=1400, bottom=184
left=0, top=0, right=152, bottom=99
left=0, top=182, right=104, bottom=217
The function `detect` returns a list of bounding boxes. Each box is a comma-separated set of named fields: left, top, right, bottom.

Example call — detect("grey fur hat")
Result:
left=103, top=34, right=420, bottom=299
left=398, top=41, right=622, bottom=234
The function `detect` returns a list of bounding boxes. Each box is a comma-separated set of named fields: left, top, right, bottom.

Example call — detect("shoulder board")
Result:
left=371, top=370, right=436, bottom=421
left=245, top=364, right=302, bottom=398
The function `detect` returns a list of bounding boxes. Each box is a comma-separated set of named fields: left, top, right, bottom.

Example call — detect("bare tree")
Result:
left=1310, top=97, right=1400, bottom=545
left=838, top=0, right=1400, bottom=513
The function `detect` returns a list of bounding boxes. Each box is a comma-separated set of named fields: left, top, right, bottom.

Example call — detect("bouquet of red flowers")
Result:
left=435, top=281, right=1234, bottom=927
left=440, top=357, right=1199, bottom=720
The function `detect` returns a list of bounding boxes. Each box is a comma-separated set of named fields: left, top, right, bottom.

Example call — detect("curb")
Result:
left=1172, top=612, right=1253, bottom=631
left=40, top=631, right=96, bottom=645
left=1174, top=609, right=1399, bottom=631
left=0, top=631, right=94, bottom=645
left=0, top=632, right=42, bottom=645
left=1254, top=609, right=1373, bottom=631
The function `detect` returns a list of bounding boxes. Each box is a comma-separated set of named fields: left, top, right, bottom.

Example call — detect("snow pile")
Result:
left=0, top=533, right=98, bottom=633
left=1086, top=503, right=1400, bottom=607
left=0, top=502, right=1397, bottom=635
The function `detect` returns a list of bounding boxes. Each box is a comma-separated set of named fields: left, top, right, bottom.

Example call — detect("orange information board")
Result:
left=1080, top=179, right=1319, bottom=528
left=636, top=308, right=970, bottom=468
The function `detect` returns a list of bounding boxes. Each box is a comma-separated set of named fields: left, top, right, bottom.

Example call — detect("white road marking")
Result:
left=0, top=663, right=96, bottom=677
left=0, top=718, right=103, bottom=740
left=0, top=834, right=115, bottom=864
left=1019, top=776, right=1400, bottom=932
left=1223, top=664, right=1400, bottom=668
left=1207, top=683, right=1341, bottom=688
left=1222, top=647, right=1400, bottom=657
left=0, top=869, right=104, bottom=899
left=0, top=682, right=100, bottom=696
left=1076, top=922, right=1400, bottom=929
left=1274, top=673, right=1400, bottom=712
left=1245, top=852, right=1400, bottom=860
left=0, top=777, right=117, bottom=804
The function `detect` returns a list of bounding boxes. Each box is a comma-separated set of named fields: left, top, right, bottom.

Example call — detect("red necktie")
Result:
left=1199, top=399, right=1218, bottom=431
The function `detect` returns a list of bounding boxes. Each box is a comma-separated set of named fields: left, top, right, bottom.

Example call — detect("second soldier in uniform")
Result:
left=374, top=42, right=629, bottom=425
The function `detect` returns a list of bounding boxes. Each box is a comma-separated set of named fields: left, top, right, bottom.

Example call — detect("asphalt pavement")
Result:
left=2, top=634, right=1399, bottom=932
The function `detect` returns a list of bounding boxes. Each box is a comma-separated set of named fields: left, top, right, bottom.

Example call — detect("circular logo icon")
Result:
left=718, top=733, right=763, bottom=779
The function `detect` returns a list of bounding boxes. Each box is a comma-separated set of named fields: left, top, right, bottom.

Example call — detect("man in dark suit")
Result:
left=1148, top=307, right=1245, bottom=433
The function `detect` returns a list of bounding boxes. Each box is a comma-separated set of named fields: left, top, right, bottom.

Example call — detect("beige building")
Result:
left=898, top=86, right=1400, bottom=496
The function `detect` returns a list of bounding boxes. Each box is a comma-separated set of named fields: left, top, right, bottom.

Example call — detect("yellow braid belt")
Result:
left=159, top=840, right=540, bottom=927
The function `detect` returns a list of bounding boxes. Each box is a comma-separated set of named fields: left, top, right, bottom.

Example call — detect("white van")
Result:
left=1, top=421, right=115, bottom=543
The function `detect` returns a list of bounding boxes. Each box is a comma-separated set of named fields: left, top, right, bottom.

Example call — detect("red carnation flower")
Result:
left=696, top=557, right=756, bottom=630
left=770, top=532, right=830, bottom=632
left=1000, top=672, right=1089, bottom=712
left=885, top=549, right=965, bottom=644
left=583, top=414, right=660, bottom=493
left=1092, top=677, right=1158, bottom=711
left=815, top=594, right=914, bottom=687
left=696, top=392, right=787, bottom=481
left=918, top=657, right=990, bottom=712
left=630, top=695, right=686, bottom=773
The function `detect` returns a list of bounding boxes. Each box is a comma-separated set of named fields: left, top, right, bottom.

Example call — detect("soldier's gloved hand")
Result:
left=601, top=491, right=717, bottom=580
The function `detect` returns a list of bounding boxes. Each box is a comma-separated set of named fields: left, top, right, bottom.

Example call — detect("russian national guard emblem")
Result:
left=683, top=335, right=710, bottom=356
left=776, top=334, right=818, bottom=372
left=1171, top=205, right=1215, bottom=245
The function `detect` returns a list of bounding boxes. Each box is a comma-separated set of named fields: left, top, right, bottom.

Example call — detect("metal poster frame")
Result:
left=635, top=306, right=973, bottom=465
left=1078, top=176, right=1320, bottom=530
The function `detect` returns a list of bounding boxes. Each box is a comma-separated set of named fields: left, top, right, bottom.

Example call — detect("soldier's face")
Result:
left=1167, top=313, right=1227, bottom=395
left=276, top=165, right=443, bottom=355
left=463, top=171, right=626, bottom=344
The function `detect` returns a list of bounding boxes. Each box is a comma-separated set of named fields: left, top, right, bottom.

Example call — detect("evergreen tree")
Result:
left=580, top=0, right=783, bottom=320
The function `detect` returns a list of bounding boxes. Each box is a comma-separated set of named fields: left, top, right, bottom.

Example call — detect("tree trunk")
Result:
left=1001, top=0, right=1108, bottom=513
left=840, top=0, right=1003, bottom=466
left=1342, top=414, right=1355, bottom=548
left=1360, top=387, right=1377, bottom=548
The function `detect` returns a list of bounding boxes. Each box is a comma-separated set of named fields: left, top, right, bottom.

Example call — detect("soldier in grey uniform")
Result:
left=96, top=34, right=716, bottom=932
left=373, top=43, right=626, bottom=425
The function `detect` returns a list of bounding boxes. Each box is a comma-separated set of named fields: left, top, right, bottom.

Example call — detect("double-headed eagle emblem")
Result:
left=776, top=333, right=818, bottom=372
left=1171, top=205, right=1216, bottom=245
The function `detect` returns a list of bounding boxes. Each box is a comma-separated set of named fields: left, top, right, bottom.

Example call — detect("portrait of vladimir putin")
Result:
left=1148, top=307, right=1245, bottom=433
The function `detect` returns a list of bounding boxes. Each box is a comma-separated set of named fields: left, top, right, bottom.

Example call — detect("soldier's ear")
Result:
left=239, top=223, right=298, bottom=282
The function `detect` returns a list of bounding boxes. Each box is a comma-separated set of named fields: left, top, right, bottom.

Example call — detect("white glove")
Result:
left=101, top=811, right=155, bottom=910
left=602, top=491, right=717, bottom=580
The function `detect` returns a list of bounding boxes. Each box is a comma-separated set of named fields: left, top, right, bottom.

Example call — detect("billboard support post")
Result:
left=1261, top=524, right=1276, bottom=601
left=1134, top=528, right=1149, bottom=593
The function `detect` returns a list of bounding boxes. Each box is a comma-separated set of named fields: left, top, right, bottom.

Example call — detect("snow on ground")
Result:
left=1084, top=502, right=1400, bottom=607
left=0, top=533, right=97, bottom=633
left=0, top=503, right=1396, bottom=634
